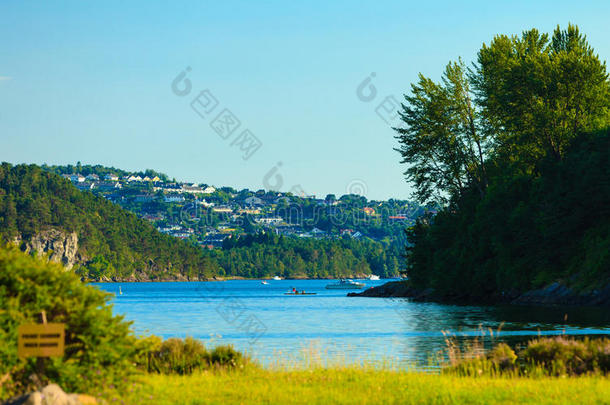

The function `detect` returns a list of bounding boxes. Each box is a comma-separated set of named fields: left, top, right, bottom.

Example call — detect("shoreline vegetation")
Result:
left=1, top=208, right=609, bottom=404
left=349, top=280, right=610, bottom=306
left=89, top=275, right=387, bottom=282
left=4, top=245, right=606, bottom=403
left=392, top=25, right=610, bottom=307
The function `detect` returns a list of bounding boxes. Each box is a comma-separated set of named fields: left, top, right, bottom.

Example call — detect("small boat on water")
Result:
left=284, top=287, right=316, bottom=295
left=368, top=274, right=380, bottom=281
left=261, top=280, right=269, bottom=285
left=119, top=286, right=123, bottom=295
left=325, top=279, right=365, bottom=289
left=284, top=291, right=317, bottom=295
left=272, top=276, right=282, bottom=281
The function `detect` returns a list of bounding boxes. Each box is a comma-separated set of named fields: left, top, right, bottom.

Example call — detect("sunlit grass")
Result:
left=115, top=336, right=610, bottom=405
left=121, top=367, right=610, bottom=405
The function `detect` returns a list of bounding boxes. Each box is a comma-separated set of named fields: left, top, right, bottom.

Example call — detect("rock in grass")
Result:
left=6, top=384, right=96, bottom=405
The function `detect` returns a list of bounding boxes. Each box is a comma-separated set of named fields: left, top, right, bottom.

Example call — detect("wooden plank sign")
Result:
left=18, top=323, right=65, bottom=358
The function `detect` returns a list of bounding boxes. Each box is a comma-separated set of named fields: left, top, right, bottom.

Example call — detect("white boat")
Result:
left=261, top=280, right=269, bottom=285
left=325, top=279, right=365, bottom=289
left=272, top=276, right=282, bottom=281
left=368, top=274, right=380, bottom=281
left=119, top=286, right=123, bottom=295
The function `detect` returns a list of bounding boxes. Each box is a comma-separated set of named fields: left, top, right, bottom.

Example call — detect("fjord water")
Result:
left=95, top=280, right=610, bottom=367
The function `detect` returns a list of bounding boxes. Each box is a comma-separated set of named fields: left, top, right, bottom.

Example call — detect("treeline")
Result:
left=396, top=25, right=610, bottom=301
left=216, top=232, right=402, bottom=278
left=42, top=163, right=171, bottom=182
left=0, top=164, right=400, bottom=279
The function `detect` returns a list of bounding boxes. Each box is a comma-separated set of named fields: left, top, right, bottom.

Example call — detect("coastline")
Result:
left=347, top=280, right=610, bottom=306
left=87, top=274, right=390, bottom=283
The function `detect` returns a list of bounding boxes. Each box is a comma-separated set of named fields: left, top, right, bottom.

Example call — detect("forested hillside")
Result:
left=0, top=164, right=400, bottom=279
left=406, top=131, right=610, bottom=300
left=395, top=25, right=610, bottom=302
left=0, top=163, right=219, bottom=280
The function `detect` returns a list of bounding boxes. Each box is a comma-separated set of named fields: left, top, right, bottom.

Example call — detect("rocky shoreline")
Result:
left=347, top=280, right=610, bottom=306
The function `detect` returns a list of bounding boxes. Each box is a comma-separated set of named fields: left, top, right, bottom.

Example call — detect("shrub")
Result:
left=208, top=344, right=247, bottom=369
left=0, top=244, right=137, bottom=399
left=445, top=337, right=610, bottom=377
left=137, top=337, right=250, bottom=374
left=521, top=337, right=610, bottom=376
left=443, top=342, right=517, bottom=377
left=148, top=337, right=209, bottom=375
left=487, top=343, right=517, bottom=370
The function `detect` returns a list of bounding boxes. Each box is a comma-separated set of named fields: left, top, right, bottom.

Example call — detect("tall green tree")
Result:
left=396, top=25, right=610, bottom=206
left=394, top=59, right=489, bottom=205
left=473, top=25, right=610, bottom=169
left=395, top=25, right=610, bottom=301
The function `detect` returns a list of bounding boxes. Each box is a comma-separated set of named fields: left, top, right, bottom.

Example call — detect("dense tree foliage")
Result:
left=395, top=59, right=490, bottom=204
left=0, top=244, right=137, bottom=397
left=396, top=25, right=610, bottom=300
left=0, top=164, right=400, bottom=279
left=217, top=232, right=402, bottom=278
left=406, top=131, right=610, bottom=299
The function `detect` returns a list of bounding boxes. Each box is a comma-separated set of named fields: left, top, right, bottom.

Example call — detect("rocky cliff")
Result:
left=15, top=229, right=81, bottom=270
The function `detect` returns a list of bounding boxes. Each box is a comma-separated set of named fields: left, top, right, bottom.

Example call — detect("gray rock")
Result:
left=16, top=229, right=80, bottom=270
left=23, top=392, right=42, bottom=405
left=39, top=384, right=79, bottom=405
left=6, top=384, right=84, bottom=405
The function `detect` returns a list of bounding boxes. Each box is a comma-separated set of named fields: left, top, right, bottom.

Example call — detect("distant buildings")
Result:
left=256, top=217, right=283, bottom=225
left=75, top=182, right=94, bottom=191
left=133, top=194, right=155, bottom=203
left=244, top=196, right=264, bottom=206
left=212, top=206, right=233, bottom=213
left=164, top=194, right=185, bottom=203
left=59, top=167, right=418, bottom=247
left=181, top=184, right=205, bottom=194
left=202, top=233, right=230, bottom=248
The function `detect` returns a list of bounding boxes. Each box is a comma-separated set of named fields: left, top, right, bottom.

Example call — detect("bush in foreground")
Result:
left=445, top=336, right=610, bottom=377
left=0, top=244, right=137, bottom=399
left=136, top=336, right=250, bottom=374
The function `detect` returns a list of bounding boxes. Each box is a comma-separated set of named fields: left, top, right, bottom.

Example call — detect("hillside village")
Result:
left=49, top=165, right=424, bottom=251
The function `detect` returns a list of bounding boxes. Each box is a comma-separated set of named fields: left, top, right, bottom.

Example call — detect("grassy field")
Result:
left=120, top=368, right=610, bottom=405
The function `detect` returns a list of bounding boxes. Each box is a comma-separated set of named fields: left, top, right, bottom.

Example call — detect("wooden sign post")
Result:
left=17, top=311, right=65, bottom=358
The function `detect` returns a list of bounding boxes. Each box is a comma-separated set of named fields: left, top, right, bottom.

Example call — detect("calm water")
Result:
left=94, top=280, right=610, bottom=367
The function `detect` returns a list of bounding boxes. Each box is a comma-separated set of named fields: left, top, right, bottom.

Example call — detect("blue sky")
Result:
left=1, top=1, right=609, bottom=200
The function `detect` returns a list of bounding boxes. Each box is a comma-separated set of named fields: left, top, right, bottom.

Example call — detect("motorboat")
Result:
left=325, top=279, right=365, bottom=289
left=368, top=274, right=380, bottom=281
left=261, top=280, right=269, bottom=285
left=272, top=276, right=282, bottom=281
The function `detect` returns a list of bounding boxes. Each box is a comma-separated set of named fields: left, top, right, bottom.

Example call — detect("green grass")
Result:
left=119, top=367, right=610, bottom=405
